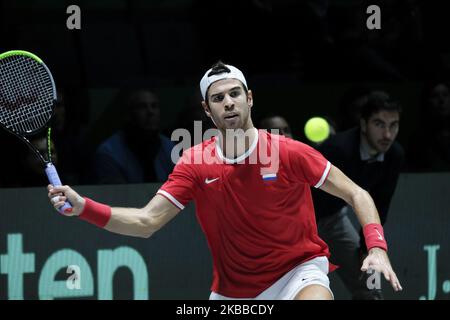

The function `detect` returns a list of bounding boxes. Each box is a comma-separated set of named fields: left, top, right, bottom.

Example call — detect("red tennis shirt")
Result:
left=158, top=128, right=333, bottom=297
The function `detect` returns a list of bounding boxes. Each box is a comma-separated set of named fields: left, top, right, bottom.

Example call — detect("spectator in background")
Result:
left=312, top=91, right=404, bottom=299
left=259, top=114, right=293, bottom=138
left=92, top=89, right=175, bottom=184
left=407, top=81, right=450, bottom=171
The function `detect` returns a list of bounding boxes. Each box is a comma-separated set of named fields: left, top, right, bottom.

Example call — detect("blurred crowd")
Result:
left=0, top=81, right=449, bottom=188
left=1, top=0, right=450, bottom=187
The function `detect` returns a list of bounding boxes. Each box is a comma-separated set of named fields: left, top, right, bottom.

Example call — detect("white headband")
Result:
left=199, top=64, right=248, bottom=100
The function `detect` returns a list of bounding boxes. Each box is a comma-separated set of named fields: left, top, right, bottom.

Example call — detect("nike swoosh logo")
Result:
left=205, top=177, right=220, bottom=184
left=375, top=229, right=383, bottom=240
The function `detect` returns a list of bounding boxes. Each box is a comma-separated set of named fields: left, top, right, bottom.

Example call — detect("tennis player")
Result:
left=48, top=62, right=402, bottom=300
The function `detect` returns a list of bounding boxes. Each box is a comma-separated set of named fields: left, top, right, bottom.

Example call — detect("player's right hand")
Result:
left=361, top=247, right=403, bottom=292
left=47, top=184, right=86, bottom=216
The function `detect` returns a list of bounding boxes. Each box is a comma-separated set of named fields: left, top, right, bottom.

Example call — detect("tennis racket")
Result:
left=0, top=50, right=72, bottom=213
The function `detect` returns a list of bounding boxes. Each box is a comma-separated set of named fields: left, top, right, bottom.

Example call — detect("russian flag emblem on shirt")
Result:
left=262, top=173, right=277, bottom=181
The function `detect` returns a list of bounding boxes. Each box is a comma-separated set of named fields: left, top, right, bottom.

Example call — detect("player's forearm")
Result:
left=82, top=195, right=178, bottom=238
left=319, top=165, right=383, bottom=227
left=348, top=187, right=381, bottom=227
left=104, top=207, right=155, bottom=238
left=76, top=197, right=156, bottom=238
left=320, top=165, right=388, bottom=252
left=48, top=186, right=179, bottom=239
left=349, top=188, right=389, bottom=251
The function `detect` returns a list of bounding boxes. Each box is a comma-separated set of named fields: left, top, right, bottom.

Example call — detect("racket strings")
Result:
left=0, top=55, right=54, bottom=134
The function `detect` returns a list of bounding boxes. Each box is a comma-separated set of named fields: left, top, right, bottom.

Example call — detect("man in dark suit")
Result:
left=313, top=91, right=404, bottom=299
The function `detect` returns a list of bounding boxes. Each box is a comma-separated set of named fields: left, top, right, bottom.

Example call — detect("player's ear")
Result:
left=201, top=101, right=211, bottom=118
left=247, top=90, right=253, bottom=108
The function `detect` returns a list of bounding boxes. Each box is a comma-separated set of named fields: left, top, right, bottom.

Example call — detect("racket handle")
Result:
left=45, top=163, right=73, bottom=214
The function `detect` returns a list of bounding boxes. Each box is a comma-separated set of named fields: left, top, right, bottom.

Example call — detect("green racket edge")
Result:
left=0, top=50, right=43, bottom=63
left=0, top=49, right=57, bottom=126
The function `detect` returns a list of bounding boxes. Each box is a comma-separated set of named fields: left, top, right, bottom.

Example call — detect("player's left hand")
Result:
left=361, top=247, right=403, bottom=292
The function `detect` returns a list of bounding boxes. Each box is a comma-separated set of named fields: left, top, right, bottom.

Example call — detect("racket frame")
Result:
left=0, top=50, right=72, bottom=213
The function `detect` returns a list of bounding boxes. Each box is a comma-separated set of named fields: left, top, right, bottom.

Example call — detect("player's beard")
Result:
left=225, top=106, right=252, bottom=131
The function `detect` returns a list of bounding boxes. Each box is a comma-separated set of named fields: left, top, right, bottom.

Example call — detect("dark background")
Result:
left=1, top=0, right=449, bottom=181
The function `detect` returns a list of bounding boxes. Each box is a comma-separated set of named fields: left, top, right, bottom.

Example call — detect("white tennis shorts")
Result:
left=209, top=256, right=333, bottom=300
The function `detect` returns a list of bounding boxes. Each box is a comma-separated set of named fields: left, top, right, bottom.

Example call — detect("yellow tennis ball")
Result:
left=304, top=117, right=330, bottom=143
